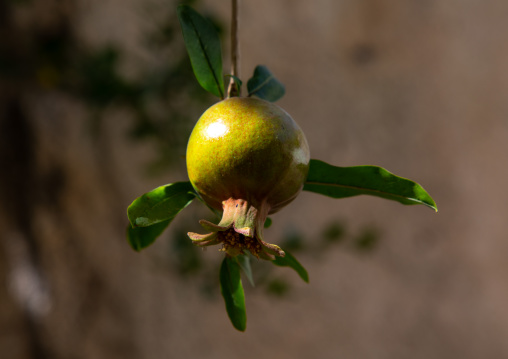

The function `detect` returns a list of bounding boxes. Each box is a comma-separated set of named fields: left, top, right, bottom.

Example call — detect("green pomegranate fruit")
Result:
left=186, top=97, right=310, bottom=260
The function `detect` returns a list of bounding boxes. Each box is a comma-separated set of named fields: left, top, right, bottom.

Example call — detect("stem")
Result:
left=227, top=0, right=240, bottom=97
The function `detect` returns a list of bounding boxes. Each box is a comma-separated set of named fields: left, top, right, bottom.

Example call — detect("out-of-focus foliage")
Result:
left=0, top=0, right=210, bottom=169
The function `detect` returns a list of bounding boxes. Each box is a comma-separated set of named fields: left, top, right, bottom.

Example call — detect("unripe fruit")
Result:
left=187, top=97, right=310, bottom=260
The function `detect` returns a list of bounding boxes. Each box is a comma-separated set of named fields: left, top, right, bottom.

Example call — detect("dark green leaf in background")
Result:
left=127, top=181, right=195, bottom=227
left=126, top=220, right=170, bottom=252
left=273, top=250, right=309, bottom=283
left=177, top=5, right=225, bottom=98
left=220, top=256, right=247, bottom=331
left=303, top=159, right=438, bottom=211
left=247, top=65, right=285, bottom=102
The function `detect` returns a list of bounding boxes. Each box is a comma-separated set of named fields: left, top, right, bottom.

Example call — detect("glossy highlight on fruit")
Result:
left=186, top=97, right=310, bottom=260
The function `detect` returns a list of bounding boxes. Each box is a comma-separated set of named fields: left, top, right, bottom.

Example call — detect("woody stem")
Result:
left=227, top=0, right=240, bottom=97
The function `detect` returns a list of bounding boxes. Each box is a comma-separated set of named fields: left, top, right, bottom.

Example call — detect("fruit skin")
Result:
left=187, top=97, right=309, bottom=212
left=186, top=97, right=310, bottom=259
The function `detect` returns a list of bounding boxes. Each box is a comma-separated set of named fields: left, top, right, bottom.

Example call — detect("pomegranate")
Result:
left=186, top=97, right=310, bottom=260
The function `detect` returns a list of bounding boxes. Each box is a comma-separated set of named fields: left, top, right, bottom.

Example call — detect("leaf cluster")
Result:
left=177, top=5, right=285, bottom=101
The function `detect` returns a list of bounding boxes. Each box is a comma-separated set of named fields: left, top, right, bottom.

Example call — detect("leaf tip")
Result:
left=130, top=245, right=142, bottom=253
left=234, top=323, right=247, bottom=332
left=423, top=199, right=438, bottom=213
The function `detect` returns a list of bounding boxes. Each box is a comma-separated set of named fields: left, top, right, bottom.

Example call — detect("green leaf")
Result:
left=303, top=159, right=438, bottom=211
left=220, top=257, right=247, bottom=331
left=264, top=217, right=272, bottom=229
left=247, top=65, right=285, bottom=102
left=126, top=220, right=170, bottom=252
left=127, top=181, right=196, bottom=227
left=273, top=250, right=309, bottom=283
left=226, top=74, right=243, bottom=92
left=236, top=254, right=255, bottom=287
left=177, top=5, right=225, bottom=98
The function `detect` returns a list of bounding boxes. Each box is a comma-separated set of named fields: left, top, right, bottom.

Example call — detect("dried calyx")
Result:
left=188, top=198, right=284, bottom=260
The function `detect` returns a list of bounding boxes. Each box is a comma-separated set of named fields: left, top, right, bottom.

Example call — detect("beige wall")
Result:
left=2, top=0, right=508, bottom=358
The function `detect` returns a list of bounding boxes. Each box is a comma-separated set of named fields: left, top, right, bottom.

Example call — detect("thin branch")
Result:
left=227, top=0, right=240, bottom=97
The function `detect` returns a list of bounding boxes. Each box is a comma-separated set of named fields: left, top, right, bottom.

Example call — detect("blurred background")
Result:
left=1, top=0, right=508, bottom=358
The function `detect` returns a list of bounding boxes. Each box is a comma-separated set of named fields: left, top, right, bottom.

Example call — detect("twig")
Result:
left=227, top=0, right=240, bottom=97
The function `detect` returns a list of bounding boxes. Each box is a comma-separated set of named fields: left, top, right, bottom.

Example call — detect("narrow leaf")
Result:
left=226, top=74, right=243, bottom=93
left=220, top=256, right=247, bottom=331
left=236, top=254, right=255, bottom=287
left=247, top=65, right=285, bottom=102
left=303, top=159, right=438, bottom=211
left=177, top=5, right=224, bottom=98
left=126, top=220, right=169, bottom=252
left=273, top=250, right=309, bottom=283
left=127, top=182, right=195, bottom=228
